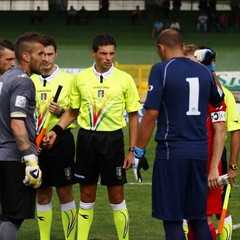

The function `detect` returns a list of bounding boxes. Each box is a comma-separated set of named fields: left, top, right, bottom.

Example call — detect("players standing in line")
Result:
left=44, top=33, right=142, bottom=240
left=0, top=32, right=44, bottom=240
left=184, top=45, right=226, bottom=239
left=187, top=45, right=240, bottom=240
left=198, top=47, right=240, bottom=240
left=31, top=35, right=77, bottom=240
left=134, top=29, right=224, bottom=239
left=0, top=39, right=16, bottom=76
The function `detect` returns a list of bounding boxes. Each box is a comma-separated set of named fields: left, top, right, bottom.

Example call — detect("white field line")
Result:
left=127, top=182, right=240, bottom=231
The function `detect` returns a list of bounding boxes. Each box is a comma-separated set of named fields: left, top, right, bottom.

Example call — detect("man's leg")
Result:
left=108, top=185, right=129, bottom=240
left=189, top=218, right=212, bottom=240
left=57, top=185, right=77, bottom=240
left=77, top=184, right=97, bottom=240
left=163, top=220, right=186, bottom=240
left=0, top=218, right=23, bottom=240
left=37, top=186, right=53, bottom=240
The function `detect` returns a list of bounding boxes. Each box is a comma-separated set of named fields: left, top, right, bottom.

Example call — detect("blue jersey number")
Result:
left=186, top=77, right=201, bottom=116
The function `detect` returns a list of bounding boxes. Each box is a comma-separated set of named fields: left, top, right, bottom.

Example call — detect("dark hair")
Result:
left=42, top=35, right=57, bottom=52
left=0, top=39, right=15, bottom=54
left=92, top=33, right=116, bottom=52
left=15, top=32, right=44, bottom=61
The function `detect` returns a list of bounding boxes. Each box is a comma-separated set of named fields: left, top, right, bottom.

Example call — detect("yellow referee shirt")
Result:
left=222, top=86, right=240, bottom=132
left=32, top=66, right=76, bottom=134
left=70, top=66, right=142, bottom=131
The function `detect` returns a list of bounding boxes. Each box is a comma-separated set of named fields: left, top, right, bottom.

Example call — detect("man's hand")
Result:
left=194, top=49, right=216, bottom=65
left=133, top=147, right=149, bottom=182
left=132, top=157, right=149, bottom=182
left=42, top=131, right=57, bottom=149
left=22, top=154, right=42, bottom=189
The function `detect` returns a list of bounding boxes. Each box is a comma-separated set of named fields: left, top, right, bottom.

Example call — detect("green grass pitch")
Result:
left=1, top=8, right=239, bottom=239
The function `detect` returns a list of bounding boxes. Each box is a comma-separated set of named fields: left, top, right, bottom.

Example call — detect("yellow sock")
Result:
left=37, top=202, right=52, bottom=240
left=219, top=215, right=232, bottom=240
left=61, top=201, right=77, bottom=240
left=77, top=201, right=94, bottom=240
left=182, top=219, right=189, bottom=239
left=111, top=200, right=129, bottom=240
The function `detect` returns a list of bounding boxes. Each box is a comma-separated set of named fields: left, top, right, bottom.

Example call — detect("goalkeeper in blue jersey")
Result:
left=0, top=32, right=45, bottom=240
left=134, top=29, right=224, bottom=240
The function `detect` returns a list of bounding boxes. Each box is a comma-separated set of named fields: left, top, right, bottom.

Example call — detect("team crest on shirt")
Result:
left=41, top=93, right=47, bottom=100
left=15, top=95, right=26, bottom=108
left=98, top=90, right=104, bottom=98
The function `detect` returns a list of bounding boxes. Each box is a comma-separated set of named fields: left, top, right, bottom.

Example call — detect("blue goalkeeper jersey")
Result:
left=145, top=57, right=224, bottom=160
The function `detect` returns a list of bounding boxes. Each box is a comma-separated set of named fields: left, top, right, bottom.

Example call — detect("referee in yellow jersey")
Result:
left=31, top=36, right=77, bottom=240
left=44, top=33, right=142, bottom=240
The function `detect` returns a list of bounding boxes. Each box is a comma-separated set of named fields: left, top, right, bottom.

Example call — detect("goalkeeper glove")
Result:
left=133, top=147, right=149, bottom=182
left=194, top=49, right=216, bottom=65
left=22, top=154, right=42, bottom=189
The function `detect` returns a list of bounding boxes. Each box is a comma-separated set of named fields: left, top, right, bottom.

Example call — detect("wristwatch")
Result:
left=229, top=164, right=238, bottom=170
left=128, top=147, right=135, bottom=152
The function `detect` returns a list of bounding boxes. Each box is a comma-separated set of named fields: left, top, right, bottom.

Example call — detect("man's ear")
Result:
left=22, top=52, right=30, bottom=63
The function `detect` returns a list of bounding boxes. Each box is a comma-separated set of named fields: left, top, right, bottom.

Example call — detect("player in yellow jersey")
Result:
left=44, top=33, right=142, bottom=240
left=31, top=36, right=77, bottom=240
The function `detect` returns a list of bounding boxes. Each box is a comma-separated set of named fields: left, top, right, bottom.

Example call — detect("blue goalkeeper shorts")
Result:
left=152, top=158, right=208, bottom=221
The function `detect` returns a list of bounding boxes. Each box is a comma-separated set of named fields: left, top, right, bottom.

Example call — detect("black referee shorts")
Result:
left=75, top=128, right=127, bottom=186
left=38, top=129, right=76, bottom=188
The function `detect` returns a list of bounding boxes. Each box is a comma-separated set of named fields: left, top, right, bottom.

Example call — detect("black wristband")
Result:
left=20, top=147, right=33, bottom=156
left=51, top=125, right=64, bottom=137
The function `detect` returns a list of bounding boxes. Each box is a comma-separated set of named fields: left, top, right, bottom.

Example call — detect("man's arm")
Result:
left=11, top=119, right=32, bottom=151
left=136, top=108, right=158, bottom=149
left=208, top=121, right=226, bottom=189
left=123, top=111, right=139, bottom=170
left=227, top=130, right=240, bottom=184
left=43, top=107, right=79, bottom=148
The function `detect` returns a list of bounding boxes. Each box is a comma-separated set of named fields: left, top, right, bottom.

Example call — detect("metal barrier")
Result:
left=115, top=61, right=151, bottom=102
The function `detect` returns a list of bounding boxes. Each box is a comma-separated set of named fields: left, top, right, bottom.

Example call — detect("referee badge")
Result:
left=64, top=167, right=72, bottom=180
left=116, top=167, right=123, bottom=179
left=41, top=93, right=47, bottom=100
left=98, top=90, right=104, bottom=98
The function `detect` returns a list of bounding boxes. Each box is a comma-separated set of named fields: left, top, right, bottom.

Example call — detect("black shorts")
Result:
left=0, top=161, right=36, bottom=220
left=39, top=129, right=76, bottom=188
left=75, top=128, right=127, bottom=186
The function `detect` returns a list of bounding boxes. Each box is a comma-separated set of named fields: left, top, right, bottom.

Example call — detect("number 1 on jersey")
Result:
left=186, top=77, right=201, bottom=116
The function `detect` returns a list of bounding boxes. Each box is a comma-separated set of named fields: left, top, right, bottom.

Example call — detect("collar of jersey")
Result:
left=92, top=63, right=113, bottom=80
left=40, top=65, right=59, bottom=83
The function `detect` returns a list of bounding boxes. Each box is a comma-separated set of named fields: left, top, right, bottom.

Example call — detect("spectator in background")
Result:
left=131, top=5, right=142, bottom=25
left=31, top=6, right=42, bottom=24
left=172, top=0, right=181, bottom=18
left=161, top=0, right=170, bottom=18
left=170, top=18, right=181, bottom=31
left=78, top=6, right=89, bottom=25
left=209, top=0, right=217, bottom=13
left=235, top=13, right=240, bottom=32
left=197, top=11, right=208, bottom=32
left=208, top=12, right=220, bottom=32
left=99, top=0, right=109, bottom=18
left=152, top=18, right=164, bottom=38
left=219, top=12, right=229, bottom=32
left=67, top=5, right=78, bottom=25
